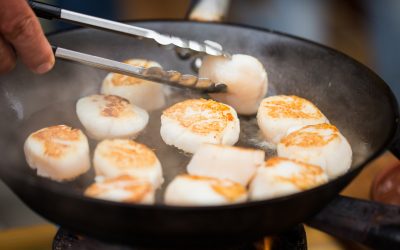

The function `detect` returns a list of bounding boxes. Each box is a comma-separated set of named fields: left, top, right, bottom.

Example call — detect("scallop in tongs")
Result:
left=199, top=54, right=268, bottom=115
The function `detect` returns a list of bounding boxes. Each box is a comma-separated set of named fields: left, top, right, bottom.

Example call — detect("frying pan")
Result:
left=0, top=20, right=399, bottom=248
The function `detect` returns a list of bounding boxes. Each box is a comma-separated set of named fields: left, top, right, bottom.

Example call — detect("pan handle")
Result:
left=307, top=195, right=400, bottom=249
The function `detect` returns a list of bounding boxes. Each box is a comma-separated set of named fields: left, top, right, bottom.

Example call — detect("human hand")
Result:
left=0, top=0, right=54, bottom=74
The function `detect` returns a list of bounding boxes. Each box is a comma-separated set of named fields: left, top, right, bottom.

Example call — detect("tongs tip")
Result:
left=206, top=82, right=228, bottom=93
left=203, top=40, right=231, bottom=58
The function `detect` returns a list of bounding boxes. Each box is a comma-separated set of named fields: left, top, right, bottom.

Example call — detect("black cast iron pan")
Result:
left=0, top=20, right=399, bottom=249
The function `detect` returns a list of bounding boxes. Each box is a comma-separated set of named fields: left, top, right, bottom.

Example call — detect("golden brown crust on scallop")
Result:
left=180, top=174, right=246, bottom=201
left=264, top=157, right=326, bottom=190
left=84, top=175, right=152, bottom=203
left=261, top=95, right=324, bottom=119
left=163, top=99, right=235, bottom=135
left=97, top=139, right=157, bottom=169
left=280, top=123, right=339, bottom=147
left=97, top=95, right=134, bottom=118
left=31, top=125, right=82, bottom=158
left=211, top=181, right=247, bottom=202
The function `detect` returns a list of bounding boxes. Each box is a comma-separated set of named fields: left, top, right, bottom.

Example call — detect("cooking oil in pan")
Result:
left=18, top=87, right=276, bottom=203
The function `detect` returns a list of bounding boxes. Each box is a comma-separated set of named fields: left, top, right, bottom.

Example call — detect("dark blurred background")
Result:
left=1, top=1, right=399, bottom=249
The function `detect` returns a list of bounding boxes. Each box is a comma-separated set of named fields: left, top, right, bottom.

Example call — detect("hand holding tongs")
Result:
left=29, top=0, right=229, bottom=93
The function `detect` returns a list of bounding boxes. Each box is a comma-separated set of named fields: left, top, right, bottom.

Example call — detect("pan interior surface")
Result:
left=0, top=22, right=393, bottom=203
left=0, top=21, right=397, bottom=206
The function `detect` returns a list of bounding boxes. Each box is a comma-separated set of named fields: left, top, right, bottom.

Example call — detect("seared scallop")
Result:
left=160, top=99, right=240, bottom=153
left=84, top=175, right=155, bottom=204
left=257, top=95, right=329, bottom=145
left=101, top=59, right=165, bottom=111
left=76, top=94, right=149, bottom=140
left=187, top=144, right=265, bottom=186
left=199, top=54, right=268, bottom=115
left=24, top=125, right=90, bottom=181
left=249, top=157, right=328, bottom=200
left=93, top=139, right=163, bottom=188
left=277, top=123, right=352, bottom=179
left=164, top=174, right=247, bottom=206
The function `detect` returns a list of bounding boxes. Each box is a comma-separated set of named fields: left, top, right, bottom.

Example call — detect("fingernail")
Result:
left=35, top=62, right=53, bottom=74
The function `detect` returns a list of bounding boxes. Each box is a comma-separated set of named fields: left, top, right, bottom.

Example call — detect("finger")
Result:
left=0, top=35, right=16, bottom=73
left=0, top=0, right=54, bottom=74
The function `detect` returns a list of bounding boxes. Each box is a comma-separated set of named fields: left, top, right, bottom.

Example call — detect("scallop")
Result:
left=164, top=174, right=247, bottom=206
left=160, top=98, right=240, bottom=154
left=187, top=144, right=265, bottom=186
left=24, top=125, right=90, bottom=181
left=101, top=59, right=165, bottom=111
left=84, top=175, right=155, bottom=204
left=249, top=157, right=328, bottom=200
left=199, top=54, right=268, bottom=115
left=76, top=94, right=149, bottom=140
left=257, top=95, right=329, bottom=145
left=93, top=139, right=163, bottom=188
left=277, top=123, right=352, bottom=179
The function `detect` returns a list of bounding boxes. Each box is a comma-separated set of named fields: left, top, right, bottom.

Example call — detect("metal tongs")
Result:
left=29, top=0, right=229, bottom=93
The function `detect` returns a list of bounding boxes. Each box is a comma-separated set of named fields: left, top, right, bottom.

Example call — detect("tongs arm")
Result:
left=51, top=46, right=226, bottom=93
left=29, top=0, right=228, bottom=92
left=29, top=1, right=228, bottom=57
left=29, top=1, right=154, bottom=39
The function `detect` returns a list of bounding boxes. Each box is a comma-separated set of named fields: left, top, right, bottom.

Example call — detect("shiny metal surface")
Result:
left=60, top=9, right=229, bottom=57
left=55, top=47, right=226, bottom=92
left=61, top=10, right=152, bottom=37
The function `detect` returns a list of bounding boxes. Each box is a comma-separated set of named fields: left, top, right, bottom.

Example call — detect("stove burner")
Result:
left=53, top=225, right=307, bottom=250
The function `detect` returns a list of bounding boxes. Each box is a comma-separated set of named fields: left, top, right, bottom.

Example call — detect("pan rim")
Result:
left=3, top=20, right=399, bottom=211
